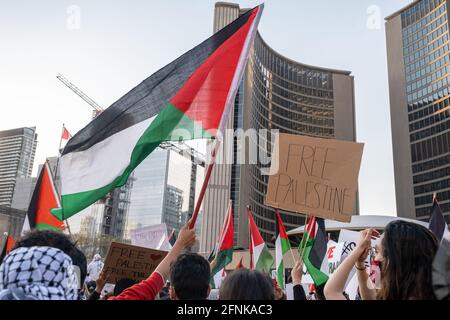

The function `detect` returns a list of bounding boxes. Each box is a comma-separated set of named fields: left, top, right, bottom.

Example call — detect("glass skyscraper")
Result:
left=386, top=0, right=450, bottom=222
left=201, top=2, right=358, bottom=251
left=0, top=127, right=37, bottom=207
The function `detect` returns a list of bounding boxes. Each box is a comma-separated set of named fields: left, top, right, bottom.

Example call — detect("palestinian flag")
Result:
left=429, top=195, right=449, bottom=243
left=22, top=162, right=65, bottom=234
left=248, top=207, right=274, bottom=273
left=275, top=210, right=291, bottom=290
left=0, top=233, right=15, bottom=265
left=299, top=216, right=328, bottom=286
left=210, top=204, right=234, bottom=288
left=52, top=5, right=264, bottom=220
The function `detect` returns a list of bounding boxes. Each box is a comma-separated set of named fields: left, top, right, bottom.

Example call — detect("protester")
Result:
left=219, top=268, right=274, bottom=300
left=432, top=234, right=450, bottom=300
left=109, top=220, right=196, bottom=300
left=0, top=246, right=78, bottom=300
left=290, top=260, right=306, bottom=300
left=324, top=220, right=438, bottom=300
left=86, top=254, right=104, bottom=283
left=114, top=278, right=137, bottom=296
left=13, top=230, right=87, bottom=285
left=169, top=252, right=211, bottom=300
left=87, top=270, right=109, bottom=301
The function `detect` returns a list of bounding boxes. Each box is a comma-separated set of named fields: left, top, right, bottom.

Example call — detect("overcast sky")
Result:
left=0, top=0, right=413, bottom=216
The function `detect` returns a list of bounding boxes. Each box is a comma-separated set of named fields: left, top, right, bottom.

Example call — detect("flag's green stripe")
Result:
left=35, top=223, right=64, bottom=231
left=52, top=103, right=212, bottom=220
left=255, top=246, right=274, bottom=273
left=281, top=237, right=290, bottom=254
left=210, top=248, right=233, bottom=289
left=211, top=248, right=233, bottom=276
left=303, top=243, right=329, bottom=286
left=277, top=261, right=285, bottom=290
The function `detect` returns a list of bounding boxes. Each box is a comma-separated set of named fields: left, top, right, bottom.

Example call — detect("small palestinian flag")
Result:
left=429, top=195, right=449, bottom=243
left=22, top=162, right=65, bottom=234
left=299, top=216, right=328, bottom=286
left=61, top=125, right=72, bottom=140
left=52, top=5, right=264, bottom=220
left=0, top=233, right=15, bottom=265
left=210, top=204, right=234, bottom=289
left=248, top=206, right=274, bottom=273
left=275, top=210, right=291, bottom=290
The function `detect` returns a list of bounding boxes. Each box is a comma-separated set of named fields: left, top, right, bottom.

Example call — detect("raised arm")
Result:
left=324, top=229, right=379, bottom=300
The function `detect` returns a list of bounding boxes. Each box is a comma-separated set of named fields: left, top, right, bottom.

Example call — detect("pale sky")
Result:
left=0, top=0, right=413, bottom=216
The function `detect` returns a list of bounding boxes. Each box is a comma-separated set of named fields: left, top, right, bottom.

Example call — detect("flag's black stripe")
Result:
left=63, top=7, right=255, bottom=155
left=26, top=165, right=45, bottom=229
left=309, top=218, right=327, bottom=268
left=429, top=199, right=446, bottom=242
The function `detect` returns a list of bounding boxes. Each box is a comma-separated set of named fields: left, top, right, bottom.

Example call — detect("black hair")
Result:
left=219, top=268, right=274, bottom=300
left=113, top=278, right=136, bottom=296
left=14, top=230, right=87, bottom=284
left=169, top=252, right=210, bottom=300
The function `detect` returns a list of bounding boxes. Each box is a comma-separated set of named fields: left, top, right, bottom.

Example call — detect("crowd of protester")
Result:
left=0, top=219, right=449, bottom=300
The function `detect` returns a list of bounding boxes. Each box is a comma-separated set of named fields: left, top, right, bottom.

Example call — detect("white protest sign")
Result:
left=338, top=229, right=379, bottom=295
left=130, top=223, right=169, bottom=250
left=285, top=283, right=294, bottom=300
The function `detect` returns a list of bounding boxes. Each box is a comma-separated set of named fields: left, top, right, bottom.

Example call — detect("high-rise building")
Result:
left=200, top=3, right=358, bottom=251
left=125, top=143, right=205, bottom=239
left=386, top=0, right=450, bottom=222
left=0, top=127, right=37, bottom=207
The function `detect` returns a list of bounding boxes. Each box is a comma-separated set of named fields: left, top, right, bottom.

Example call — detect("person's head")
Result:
left=219, top=269, right=274, bottom=300
left=169, top=252, right=210, bottom=300
left=374, top=220, right=438, bottom=300
left=14, top=230, right=87, bottom=285
left=0, top=246, right=78, bottom=300
left=113, top=278, right=136, bottom=296
left=93, top=254, right=101, bottom=262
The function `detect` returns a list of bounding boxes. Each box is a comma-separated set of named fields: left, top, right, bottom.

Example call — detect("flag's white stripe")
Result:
left=275, top=236, right=283, bottom=269
left=60, top=117, right=154, bottom=195
left=252, top=243, right=265, bottom=266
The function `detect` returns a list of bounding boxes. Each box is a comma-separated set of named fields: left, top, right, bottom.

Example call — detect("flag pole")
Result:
left=188, top=139, right=221, bottom=229
left=299, top=214, right=311, bottom=259
left=248, top=205, right=253, bottom=269
left=54, top=123, right=65, bottom=182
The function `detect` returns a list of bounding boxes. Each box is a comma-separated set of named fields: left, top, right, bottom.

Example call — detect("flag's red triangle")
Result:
left=61, top=127, right=71, bottom=140
left=248, top=207, right=265, bottom=246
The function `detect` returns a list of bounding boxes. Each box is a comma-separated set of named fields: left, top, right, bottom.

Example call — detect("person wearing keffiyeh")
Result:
left=0, top=246, right=79, bottom=300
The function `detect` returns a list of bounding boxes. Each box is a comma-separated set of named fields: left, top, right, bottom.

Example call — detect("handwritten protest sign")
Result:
left=266, top=133, right=364, bottom=222
left=103, top=242, right=167, bottom=284
left=130, top=223, right=169, bottom=250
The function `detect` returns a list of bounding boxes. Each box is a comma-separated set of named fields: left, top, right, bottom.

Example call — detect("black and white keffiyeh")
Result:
left=0, top=246, right=78, bottom=300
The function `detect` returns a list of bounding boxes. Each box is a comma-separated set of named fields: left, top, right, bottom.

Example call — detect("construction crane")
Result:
left=56, top=73, right=205, bottom=165
left=56, top=73, right=103, bottom=119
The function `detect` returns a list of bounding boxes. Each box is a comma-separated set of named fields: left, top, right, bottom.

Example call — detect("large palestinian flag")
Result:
left=299, top=216, right=328, bottom=286
left=210, top=204, right=234, bottom=289
left=248, top=207, right=274, bottom=273
left=275, top=210, right=291, bottom=290
left=22, top=162, right=65, bottom=234
left=52, top=5, right=264, bottom=220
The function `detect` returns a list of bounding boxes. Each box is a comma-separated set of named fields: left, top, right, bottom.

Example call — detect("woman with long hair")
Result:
left=324, top=220, right=438, bottom=300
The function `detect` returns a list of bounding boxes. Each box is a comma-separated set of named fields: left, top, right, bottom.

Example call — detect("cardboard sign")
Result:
left=266, top=133, right=364, bottom=222
left=130, top=223, right=169, bottom=250
left=103, top=242, right=168, bottom=284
